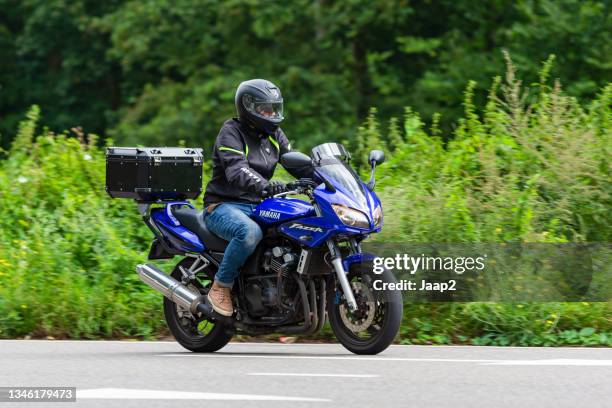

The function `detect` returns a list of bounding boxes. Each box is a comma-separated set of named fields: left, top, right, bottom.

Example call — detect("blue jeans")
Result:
left=203, top=202, right=263, bottom=287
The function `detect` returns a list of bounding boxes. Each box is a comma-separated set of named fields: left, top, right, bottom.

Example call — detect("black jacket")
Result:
left=204, top=118, right=291, bottom=205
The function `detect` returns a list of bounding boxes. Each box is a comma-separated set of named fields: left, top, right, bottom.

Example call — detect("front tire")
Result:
left=163, top=257, right=233, bottom=352
left=328, top=262, right=403, bottom=355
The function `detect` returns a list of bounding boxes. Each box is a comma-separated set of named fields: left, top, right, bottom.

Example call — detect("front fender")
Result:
left=342, top=252, right=377, bottom=272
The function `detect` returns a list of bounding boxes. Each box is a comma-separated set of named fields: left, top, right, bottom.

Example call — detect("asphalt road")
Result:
left=0, top=340, right=610, bottom=407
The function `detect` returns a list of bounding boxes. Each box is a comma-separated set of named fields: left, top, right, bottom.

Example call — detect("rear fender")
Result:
left=147, top=238, right=180, bottom=260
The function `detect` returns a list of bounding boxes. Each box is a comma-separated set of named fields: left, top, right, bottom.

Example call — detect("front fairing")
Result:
left=277, top=145, right=382, bottom=247
left=314, top=163, right=382, bottom=233
left=278, top=185, right=381, bottom=247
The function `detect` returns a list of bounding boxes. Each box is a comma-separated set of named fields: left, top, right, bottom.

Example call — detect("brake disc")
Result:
left=339, top=281, right=376, bottom=333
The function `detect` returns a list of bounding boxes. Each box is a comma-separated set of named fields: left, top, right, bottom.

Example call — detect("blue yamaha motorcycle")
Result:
left=135, top=143, right=402, bottom=355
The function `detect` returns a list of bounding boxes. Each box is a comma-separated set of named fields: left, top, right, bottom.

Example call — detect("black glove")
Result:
left=263, top=181, right=286, bottom=197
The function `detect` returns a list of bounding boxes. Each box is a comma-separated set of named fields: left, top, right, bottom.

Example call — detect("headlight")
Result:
left=373, top=205, right=383, bottom=228
left=332, top=204, right=370, bottom=229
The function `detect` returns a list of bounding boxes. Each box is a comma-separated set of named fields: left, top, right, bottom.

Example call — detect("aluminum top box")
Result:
left=105, top=147, right=203, bottom=202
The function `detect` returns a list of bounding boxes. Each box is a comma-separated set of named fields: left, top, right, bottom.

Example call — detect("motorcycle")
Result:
left=135, top=143, right=402, bottom=355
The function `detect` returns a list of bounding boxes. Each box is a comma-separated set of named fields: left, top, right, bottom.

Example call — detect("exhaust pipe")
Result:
left=136, top=264, right=213, bottom=317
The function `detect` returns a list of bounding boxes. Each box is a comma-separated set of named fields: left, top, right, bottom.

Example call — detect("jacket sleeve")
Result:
left=277, top=128, right=292, bottom=155
left=216, top=126, right=269, bottom=194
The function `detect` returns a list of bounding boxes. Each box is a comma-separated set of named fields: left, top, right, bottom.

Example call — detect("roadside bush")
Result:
left=0, top=108, right=163, bottom=338
left=356, top=54, right=611, bottom=346
left=362, top=54, right=610, bottom=244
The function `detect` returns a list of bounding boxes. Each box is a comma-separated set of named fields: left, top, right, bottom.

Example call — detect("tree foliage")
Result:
left=1, top=0, right=610, bottom=150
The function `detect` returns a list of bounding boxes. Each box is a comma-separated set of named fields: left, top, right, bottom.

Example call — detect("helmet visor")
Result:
left=243, top=95, right=284, bottom=122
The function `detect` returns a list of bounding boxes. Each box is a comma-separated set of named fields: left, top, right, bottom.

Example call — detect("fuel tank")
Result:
left=252, top=197, right=315, bottom=226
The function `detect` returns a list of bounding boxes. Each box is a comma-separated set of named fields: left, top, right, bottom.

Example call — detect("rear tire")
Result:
left=163, top=257, right=233, bottom=352
left=328, top=262, right=403, bottom=355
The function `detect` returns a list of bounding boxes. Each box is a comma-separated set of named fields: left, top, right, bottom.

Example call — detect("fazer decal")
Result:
left=287, top=223, right=324, bottom=233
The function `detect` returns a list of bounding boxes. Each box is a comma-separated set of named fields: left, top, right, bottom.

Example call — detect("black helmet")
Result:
left=235, top=79, right=284, bottom=134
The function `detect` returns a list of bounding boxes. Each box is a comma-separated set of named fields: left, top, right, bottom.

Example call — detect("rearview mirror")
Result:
left=368, top=150, right=385, bottom=166
left=281, top=152, right=314, bottom=179
left=367, top=150, right=385, bottom=191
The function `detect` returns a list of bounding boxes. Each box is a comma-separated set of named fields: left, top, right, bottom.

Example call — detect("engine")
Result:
left=264, top=246, right=298, bottom=277
left=244, top=245, right=299, bottom=317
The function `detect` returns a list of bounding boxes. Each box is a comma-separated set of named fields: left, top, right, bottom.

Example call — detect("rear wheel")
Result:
left=163, top=257, right=233, bottom=352
left=328, top=262, right=403, bottom=355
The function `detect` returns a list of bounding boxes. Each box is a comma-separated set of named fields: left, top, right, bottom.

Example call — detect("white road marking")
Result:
left=76, top=388, right=330, bottom=402
left=248, top=373, right=379, bottom=378
left=483, top=359, right=612, bottom=366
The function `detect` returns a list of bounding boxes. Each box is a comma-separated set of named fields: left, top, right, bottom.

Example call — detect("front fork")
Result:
left=326, top=240, right=358, bottom=311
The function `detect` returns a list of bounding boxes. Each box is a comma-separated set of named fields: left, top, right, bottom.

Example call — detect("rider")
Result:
left=203, top=79, right=291, bottom=316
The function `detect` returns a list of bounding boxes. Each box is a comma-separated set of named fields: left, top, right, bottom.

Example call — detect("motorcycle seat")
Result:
left=171, top=207, right=229, bottom=252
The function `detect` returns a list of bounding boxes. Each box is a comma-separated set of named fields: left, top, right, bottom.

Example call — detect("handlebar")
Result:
left=286, top=178, right=318, bottom=191
left=272, top=179, right=318, bottom=198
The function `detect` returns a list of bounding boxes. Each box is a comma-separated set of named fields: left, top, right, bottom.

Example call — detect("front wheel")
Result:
left=328, top=262, right=403, bottom=355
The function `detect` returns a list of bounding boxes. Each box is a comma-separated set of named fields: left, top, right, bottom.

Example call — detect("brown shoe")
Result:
left=207, top=281, right=233, bottom=316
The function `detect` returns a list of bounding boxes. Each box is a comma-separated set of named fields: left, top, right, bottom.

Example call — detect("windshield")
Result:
left=312, top=143, right=351, bottom=163
left=311, top=143, right=367, bottom=208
